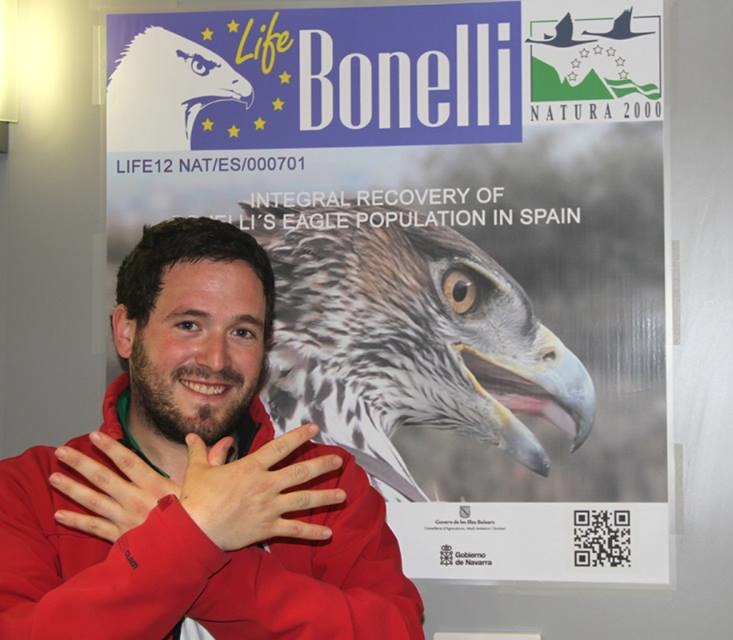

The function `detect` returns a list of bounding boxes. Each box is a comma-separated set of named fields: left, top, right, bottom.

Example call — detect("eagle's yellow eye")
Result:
left=442, top=270, right=478, bottom=315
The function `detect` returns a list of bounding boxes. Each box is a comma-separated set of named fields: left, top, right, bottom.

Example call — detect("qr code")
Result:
left=573, top=509, right=631, bottom=568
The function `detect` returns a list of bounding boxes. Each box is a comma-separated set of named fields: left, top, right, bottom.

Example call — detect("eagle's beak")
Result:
left=455, top=326, right=596, bottom=475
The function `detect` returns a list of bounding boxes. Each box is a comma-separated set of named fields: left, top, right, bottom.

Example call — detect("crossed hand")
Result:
left=49, top=425, right=346, bottom=549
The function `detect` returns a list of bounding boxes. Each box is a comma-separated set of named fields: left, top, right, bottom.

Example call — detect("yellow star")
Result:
left=201, top=118, right=214, bottom=132
left=254, top=117, right=266, bottom=130
left=278, top=71, right=292, bottom=84
left=272, top=98, right=285, bottom=111
left=227, top=124, right=240, bottom=138
left=201, top=27, right=214, bottom=41
left=227, top=19, right=239, bottom=33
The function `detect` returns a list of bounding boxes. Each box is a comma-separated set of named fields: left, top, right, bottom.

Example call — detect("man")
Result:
left=0, top=217, right=424, bottom=639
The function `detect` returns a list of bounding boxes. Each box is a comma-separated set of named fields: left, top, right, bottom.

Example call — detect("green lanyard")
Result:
left=116, top=389, right=171, bottom=478
left=116, top=388, right=250, bottom=475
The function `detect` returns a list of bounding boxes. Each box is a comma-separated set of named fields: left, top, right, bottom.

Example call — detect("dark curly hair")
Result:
left=116, top=217, right=275, bottom=346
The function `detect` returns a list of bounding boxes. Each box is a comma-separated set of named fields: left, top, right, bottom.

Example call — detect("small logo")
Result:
left=525, top=5, right=662, bottom=123
left=440, top=544, right=454, bottom=566
left=459, top=505, right=471, bottom=519
left=124, top=549, right=138, bottom=569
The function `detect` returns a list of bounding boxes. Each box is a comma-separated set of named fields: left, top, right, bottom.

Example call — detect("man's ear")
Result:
left=111, top=304, right=136, bottom=359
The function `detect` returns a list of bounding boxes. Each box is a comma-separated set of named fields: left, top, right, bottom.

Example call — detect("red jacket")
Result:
left=0, top=375, right=424, bottom=639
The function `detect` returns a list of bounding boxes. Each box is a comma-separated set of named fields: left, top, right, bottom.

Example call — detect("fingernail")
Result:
left=48, top=473, right=61, bottom=486
left=332, top=456, right=343, bottom=469
left=89, top=431, right=102, bottom=443
left=54, top=447, right=69, bottom=461
left=54, top=511, right=67, bottom=522
left=335, top=490, right=346, bottom=502
left=321, top=527, right=333, bottom=539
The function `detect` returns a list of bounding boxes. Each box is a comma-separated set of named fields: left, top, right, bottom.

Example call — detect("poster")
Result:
left=106, top=0, right=670, bottom=584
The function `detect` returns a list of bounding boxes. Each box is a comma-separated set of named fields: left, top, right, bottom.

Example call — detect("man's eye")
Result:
left=177, top=321, right=198, bottom=331
left=233, top=328, right=255, bottom=339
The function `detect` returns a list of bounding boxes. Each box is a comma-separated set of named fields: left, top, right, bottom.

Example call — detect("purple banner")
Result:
left=106, top=3, right=522, bottom=152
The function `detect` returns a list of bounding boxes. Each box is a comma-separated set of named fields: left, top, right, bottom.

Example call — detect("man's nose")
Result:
left=195, top=333, right=231, bottom=371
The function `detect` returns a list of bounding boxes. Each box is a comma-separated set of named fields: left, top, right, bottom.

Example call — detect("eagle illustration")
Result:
left=245, top=205, right=596, bottom=502
left=107, top=27, right=254, bottom=152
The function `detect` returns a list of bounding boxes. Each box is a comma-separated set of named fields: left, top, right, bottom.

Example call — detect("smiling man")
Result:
left=0, top=217, right=424, bottom=639
left=115, top=257, right=268, bottom=480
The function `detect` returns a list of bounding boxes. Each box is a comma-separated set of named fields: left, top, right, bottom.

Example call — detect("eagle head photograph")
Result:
left=246, top=205, right=596, bottom=503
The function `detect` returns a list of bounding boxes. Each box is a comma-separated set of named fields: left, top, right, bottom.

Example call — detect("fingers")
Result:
left=207, top=436, right=235, bottom=466
left=273, top=453, right=343, bottom=492
left=89, top=431, right=154, bottom=483
left=269, top=486, right=349, bottom=541
left=51, top=435, right=178, bottom=541
left=53, top=510, right=119, bottom=543
left=271, top=517, right=334, bottom=541
left=277, top=488, right=347, bottom=515
left=54, top=445, right=137, bottom=503
left=253, top=423, right=319, bottom=469
left=49, top=472, right=120, bottom=521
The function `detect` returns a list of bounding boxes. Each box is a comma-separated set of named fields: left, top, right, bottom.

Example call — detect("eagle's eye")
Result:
left=176, top=49, right=221, bottom=77
left=442, top=269, right=478, bottom=315
left=190, top=53, right=218, bottom=77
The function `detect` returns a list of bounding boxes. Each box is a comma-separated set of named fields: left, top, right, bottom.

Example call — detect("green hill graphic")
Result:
left=531, top=57, right=612, bottom=101
left=531, top=57, right=661, bottom=102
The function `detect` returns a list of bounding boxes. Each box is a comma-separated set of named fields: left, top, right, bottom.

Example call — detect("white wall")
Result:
left=0, top=0, right=107, bottom=456
left=1, top=1, right=731, bottom=638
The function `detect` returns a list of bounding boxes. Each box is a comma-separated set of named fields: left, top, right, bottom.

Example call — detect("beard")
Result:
left=128, top=334, right=262, bottom=446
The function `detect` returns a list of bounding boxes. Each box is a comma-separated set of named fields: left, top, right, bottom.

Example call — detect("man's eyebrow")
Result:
left=164, top=309, right=264, bottom=326
left=234, top=314, right=264, bottom=327
left=164, top=309, right=209, bottom=321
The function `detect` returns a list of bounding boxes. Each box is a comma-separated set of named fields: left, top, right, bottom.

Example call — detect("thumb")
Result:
left=207, top=436, right=235, bottom=466
left=185, top=432, right=209, bottom=468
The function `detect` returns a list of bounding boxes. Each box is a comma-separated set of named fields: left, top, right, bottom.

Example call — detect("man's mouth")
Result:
left=179, top=379, right=231, bottom=397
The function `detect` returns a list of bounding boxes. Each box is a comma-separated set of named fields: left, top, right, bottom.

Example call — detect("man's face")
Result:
left=126, top=259, right=267, bottom=446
